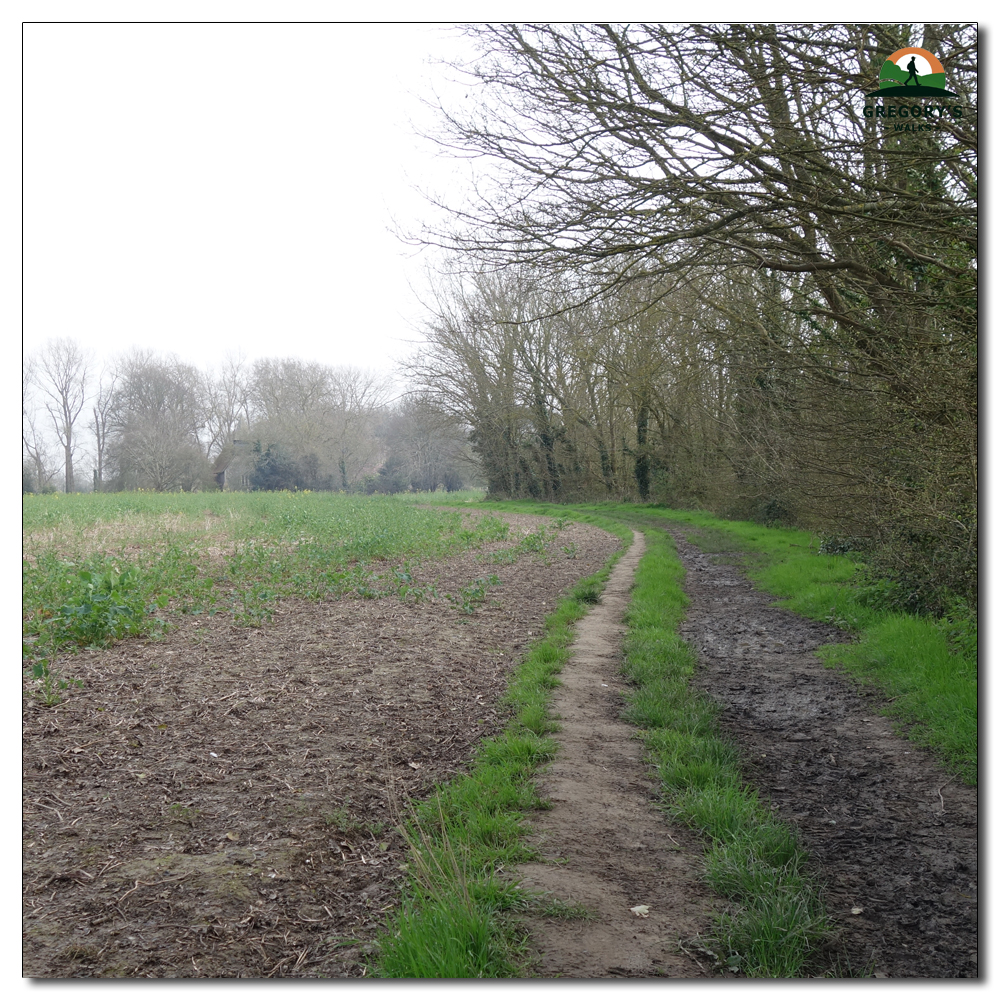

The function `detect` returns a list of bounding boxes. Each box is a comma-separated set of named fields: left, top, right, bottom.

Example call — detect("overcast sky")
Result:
left=23, top=21, right=478, bottom=386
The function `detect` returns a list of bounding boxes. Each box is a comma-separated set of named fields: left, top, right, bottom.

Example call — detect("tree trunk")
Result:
left=64, top=436, right=74, bottom=493
left=635, top=399, right=650, bottom=501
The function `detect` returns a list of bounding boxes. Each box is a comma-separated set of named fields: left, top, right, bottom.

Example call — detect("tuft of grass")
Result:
left=376, top=894, right=521, bottom=979
left=374, top=798, right=530, bottom=979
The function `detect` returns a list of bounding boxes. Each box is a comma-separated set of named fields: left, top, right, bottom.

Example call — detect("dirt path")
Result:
left=666, top=527, right=978, bottom=978
left=517, top=531, right=718, bottom=978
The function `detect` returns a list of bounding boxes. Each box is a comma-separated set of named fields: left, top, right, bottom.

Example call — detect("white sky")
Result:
left=23, top=20, right=477, bottom=385
left=20, top=9, right=977, bottom=387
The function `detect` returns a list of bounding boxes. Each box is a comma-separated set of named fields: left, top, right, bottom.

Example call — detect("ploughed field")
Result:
left=22, top=492, right=621, bottom=977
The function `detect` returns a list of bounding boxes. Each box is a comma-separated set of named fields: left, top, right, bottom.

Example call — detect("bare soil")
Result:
left=22, top=513, right=620, bottom=979
left=517, top=531, right=719, bottom=978
left=666, top=527, right=979, bottom=979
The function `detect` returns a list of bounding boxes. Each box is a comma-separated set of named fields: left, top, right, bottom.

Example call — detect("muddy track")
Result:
left=517, top=531, right=718, bottom=978
left=665, top=527, right=978, bottom=978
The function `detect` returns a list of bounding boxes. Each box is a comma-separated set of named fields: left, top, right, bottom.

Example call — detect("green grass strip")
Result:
left=371, top=522, right=631, bottom=978
left=621, top=528, right=830, bottom=978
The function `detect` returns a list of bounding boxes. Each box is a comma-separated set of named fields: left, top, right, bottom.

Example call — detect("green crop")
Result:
left=22, top=491, right=534, bottom=704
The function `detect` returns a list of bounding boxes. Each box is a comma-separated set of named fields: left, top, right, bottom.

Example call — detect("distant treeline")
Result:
left=22, top=347, right=475, bottom=498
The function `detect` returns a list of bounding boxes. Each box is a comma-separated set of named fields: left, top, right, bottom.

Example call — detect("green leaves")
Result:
left=49, top=567, right=149, bottom=647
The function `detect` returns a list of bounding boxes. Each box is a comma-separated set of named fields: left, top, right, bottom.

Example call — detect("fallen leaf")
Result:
left=629, top=905, right=650, bottom=918
left=851, top=906, right=864, bottom=915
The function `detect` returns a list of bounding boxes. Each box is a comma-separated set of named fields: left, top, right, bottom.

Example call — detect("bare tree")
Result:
left=28, top=338, right=91, bottom=492
left=245, top=359, right=390, bottom=490
left=204, top=354, right=252, bottom=459
left=426, top=25, right=976, bottom=309
left=108, top=350, right=212, bottom=491
left=90, top=368, right=118, bottom=491
left=376, top=394, right=474, bottom=493
left=413, top=21, right=977, bottom=608
left=423, top=23, right=977, bottom=462
left=22, top=371, right=57, bottom=493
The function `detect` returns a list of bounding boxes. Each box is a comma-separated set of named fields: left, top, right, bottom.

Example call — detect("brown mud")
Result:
left=517, top=531, right=718, bottom=978
left=666, top=526, right=978, bottom=978
left=22, top=513, right=620, bottom=978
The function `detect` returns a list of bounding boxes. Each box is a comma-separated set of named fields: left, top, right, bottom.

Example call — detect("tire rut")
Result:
left=665, top=526, right=978, bottom=979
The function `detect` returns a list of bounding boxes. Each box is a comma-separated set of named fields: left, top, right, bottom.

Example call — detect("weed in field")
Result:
left=25, top=655, right=82, bottom=706
left=50, top=568, right=150, bottom=647
left=473, top=514, right=512, bottom=544
left=519, top=527, right=552, bottom=554
left=166, top=803, right=198, bottom=824
left=442, top=575, right=502, bottom=615
left=485, top=548, right=520, bottom=565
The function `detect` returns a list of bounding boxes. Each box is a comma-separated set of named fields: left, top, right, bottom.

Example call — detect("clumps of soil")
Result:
left=667, top=529, right=978, bottom=979
left=22, top=514, right=621, bottom=979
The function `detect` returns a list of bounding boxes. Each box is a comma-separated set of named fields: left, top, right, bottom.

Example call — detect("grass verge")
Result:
left=371, top=523, right=632, bottom=978
left=621, top=527, right=830, bottom=978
